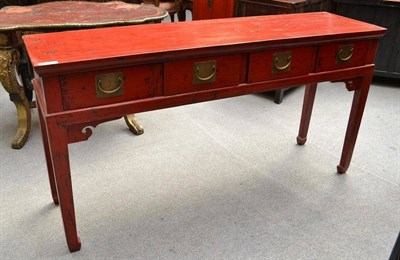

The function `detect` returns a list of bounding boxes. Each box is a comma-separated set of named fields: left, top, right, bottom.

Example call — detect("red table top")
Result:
left=0, top=1, right=167, bottom=31
left=23, top=12, right=386, bottom=75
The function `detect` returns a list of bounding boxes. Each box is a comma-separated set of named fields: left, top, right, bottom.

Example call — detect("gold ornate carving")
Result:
left=0, top=33, right=10, bottom=47
left=10, top=97, right=31, bottom=149
left=15, top=30, right=42, bottom=45
left=0, top=48, right=21, bottom=93
left=0, top=47, right=31, bottom=149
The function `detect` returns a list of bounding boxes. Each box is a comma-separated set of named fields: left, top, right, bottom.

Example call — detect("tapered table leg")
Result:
left=47, top=124, right=81, bottom=252
left=337, top=75, right=372, bottom=174
left=297, top=83, right=317, bottom=145
left=38, top=103, right=59, bottom=205
left=0, top=48, right=31, bottom=149
left=274, top=89, right=285, bottom=104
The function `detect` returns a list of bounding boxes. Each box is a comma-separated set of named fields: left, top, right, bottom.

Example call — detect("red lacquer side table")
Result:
left=23, top=12, right=386, bottom=252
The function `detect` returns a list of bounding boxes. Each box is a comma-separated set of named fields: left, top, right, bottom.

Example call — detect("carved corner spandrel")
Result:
left=67, top=117, right=123, bottom=144
left=331, top=78, right=363, bottom=92
left=344, top=78, right=363, bottom=92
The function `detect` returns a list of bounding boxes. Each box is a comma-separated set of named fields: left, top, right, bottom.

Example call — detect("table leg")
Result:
left=337, top=75, right=372, bottom=174
left=274, top=89, right=285, bottom=104
left=47, top=123, right=81, bottom=252
left=38, top=104, right=59, bottom=205
left=0, top=48, right=31, bottom=149
left=18, top=47, right=35, bottom=108
left=297, top=83, right=317, bottom=145
left=124, top=114, right=144, bottom=135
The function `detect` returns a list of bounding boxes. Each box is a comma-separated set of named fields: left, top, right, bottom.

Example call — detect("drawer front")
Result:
left=316, top=40, right=373, bottom=72
left=248, top=46, right=317, bottom=83
left=60, top=64, right=161, bottom=110
left=164, top=54, right=247, bottom=96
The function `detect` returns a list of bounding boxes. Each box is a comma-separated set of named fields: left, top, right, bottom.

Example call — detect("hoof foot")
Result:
left=296, top=136, right=307, bottom=145
left=68, top=236, right=81, bottom=252
left=124, top=114, right=144, bottom=135
left=337, top=165, right=347, bottom=174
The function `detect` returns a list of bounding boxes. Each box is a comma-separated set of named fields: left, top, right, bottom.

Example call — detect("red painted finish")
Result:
left=193, top=0, right=234, bottom=20
left=248, top=46, right=317, bottom=82
left=38, top=105, right=58, bottom=205
left=23, top=12, right=386, bottom=252
left=23, top=12, right=385, bottom=75
left=315, top=40, right=377, bottom=72
left=164, top=54, right=246, bottom=96
left=297, top=83, right=317, bottom=145
left=60, top=64, right=159, bottom=110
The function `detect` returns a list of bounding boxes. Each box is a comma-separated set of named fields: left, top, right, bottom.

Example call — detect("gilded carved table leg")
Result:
left=124, top=114, right=144, bottom=135
left=0, top=48, right=31, bottom=149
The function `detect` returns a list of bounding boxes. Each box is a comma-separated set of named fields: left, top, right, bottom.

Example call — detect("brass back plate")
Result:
left=95, top=72, right=124, bottom=98
left=193, top=60, right=217, bottom=85
left=272, top=51, right=292, bottom=74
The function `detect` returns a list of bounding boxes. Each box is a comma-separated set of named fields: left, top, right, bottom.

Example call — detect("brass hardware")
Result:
left=208, top=0, right=213, bottom=7
left=193, top=60, right=217, bottom=85
left=95, top=72, right=124, bottom=98
left=336, top=44, right=354, bottom=64
left=272, top=51, right=292, bottom=74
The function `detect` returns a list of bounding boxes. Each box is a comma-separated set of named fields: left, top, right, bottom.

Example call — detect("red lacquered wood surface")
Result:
left=248, top=46, right=317, bottom=83
left=60, top=64, right=160, bottom=110
left=193, top=0, right=234, bottom=20
left=316, top=40, right=377, bottom=72
left=164, top=54, right=247, bottom=96
left=23, top=13, right=386, bottom=252
left=23, top=12, right=386, bottom=75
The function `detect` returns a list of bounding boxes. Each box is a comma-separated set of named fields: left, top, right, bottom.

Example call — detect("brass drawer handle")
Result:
left=193, top=60, right=217, bottom=85
left=95, top=72, right=124, bottom=98
left=195, top=64, right=216, bottom=81
left=272, top=51, right=292, bottom=73
left=97, top=76, right=123, bottom=94
left=337, top=44, right=354, bottom=64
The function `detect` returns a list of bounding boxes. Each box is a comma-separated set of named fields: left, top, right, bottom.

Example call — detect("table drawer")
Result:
left=248, top=46, right=317, bottom=83
left=315, top=40, right=373, bottom=72
left=60, top=64, right=161, bottom=110
left=164, top=54, right=247, bottom=96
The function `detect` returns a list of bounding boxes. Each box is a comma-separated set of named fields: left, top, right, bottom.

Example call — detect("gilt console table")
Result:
left=23, top=12, right=386, bottom=252
left=0, top=1, right=167, bottom=149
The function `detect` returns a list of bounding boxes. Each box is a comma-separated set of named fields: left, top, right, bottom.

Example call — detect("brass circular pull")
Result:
left=96, top=76, right=123, bottom=94
left=338, top=47, right=354, bottom=62
left=194, top=64, right=216, bottom=81
left=273, top=55, right=292, bottom=71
